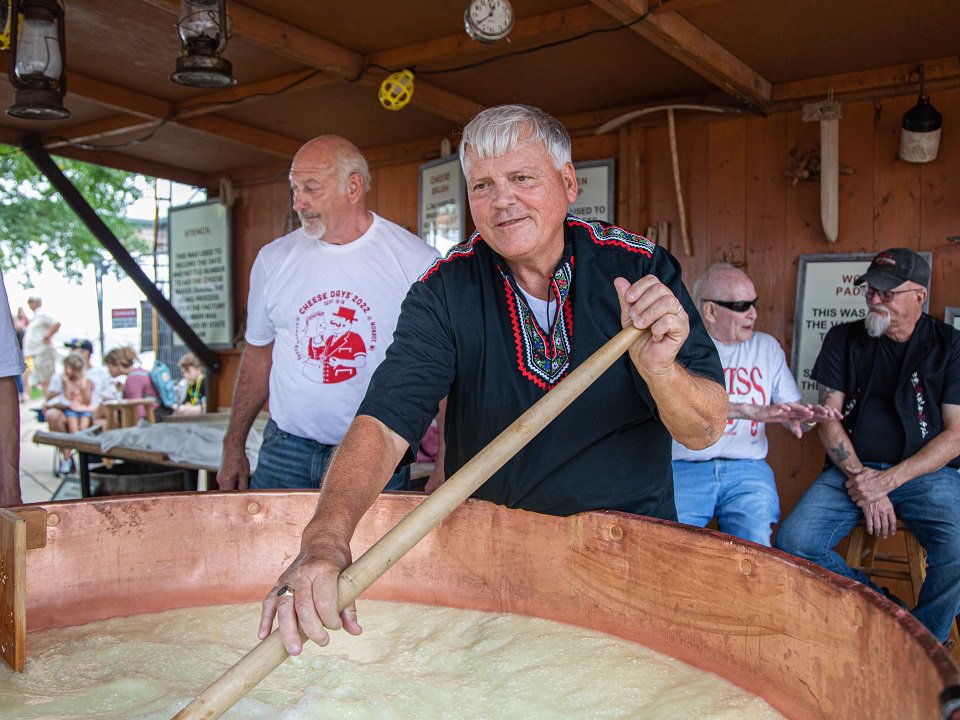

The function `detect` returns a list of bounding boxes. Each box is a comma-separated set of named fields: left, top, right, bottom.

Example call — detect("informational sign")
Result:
left=791, top=252, right=932, bottom=403
left=111, top=307, right=138, bottom=329
left=168, top=200, right=233, bottom=348
left=419, top=155, right=465, bottom=257
left=571, top=159, right=615, bottom=223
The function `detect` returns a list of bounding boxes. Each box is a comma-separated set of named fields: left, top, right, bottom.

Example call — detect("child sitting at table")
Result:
left=174, top=352, right=206, bottom=416
left=49, top=353, right=95, bottom=476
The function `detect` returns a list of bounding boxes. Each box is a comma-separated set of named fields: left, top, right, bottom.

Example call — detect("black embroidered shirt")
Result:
left=358, top=215, right=723, bottom=518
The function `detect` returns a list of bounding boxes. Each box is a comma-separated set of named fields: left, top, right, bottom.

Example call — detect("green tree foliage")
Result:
left=0, top=146, right=148, bottom=281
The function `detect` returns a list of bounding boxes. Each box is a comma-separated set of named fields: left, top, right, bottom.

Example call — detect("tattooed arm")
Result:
left=816, top=383, right=864, bottom=476
left=817, top=382, right=897, bottom=538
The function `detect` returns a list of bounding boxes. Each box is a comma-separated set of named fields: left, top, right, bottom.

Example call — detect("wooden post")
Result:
left=0, top=508, right=28, bottom=672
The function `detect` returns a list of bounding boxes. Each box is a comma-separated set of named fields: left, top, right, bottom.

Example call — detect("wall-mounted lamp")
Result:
left=170, top=0, right=236, bottom=88
left=6, top=0, right=70, bottom=120
left=899, top=64, right=942, bottom=164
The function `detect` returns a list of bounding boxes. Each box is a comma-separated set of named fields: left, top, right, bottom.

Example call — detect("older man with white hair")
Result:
left=777, top=248, right=960, bottom=645
left=672, top=262, right=838, bottom=546
left=261, top=103, right=728, bottom=656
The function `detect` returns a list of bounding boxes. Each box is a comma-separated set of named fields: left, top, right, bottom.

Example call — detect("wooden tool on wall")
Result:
left=596, top=104, right=734, bottom=258
left=802, top=99, right=843, bottom=242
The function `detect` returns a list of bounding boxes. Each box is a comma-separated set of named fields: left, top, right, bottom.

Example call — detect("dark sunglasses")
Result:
left=704, top=297, right=758, bottom=313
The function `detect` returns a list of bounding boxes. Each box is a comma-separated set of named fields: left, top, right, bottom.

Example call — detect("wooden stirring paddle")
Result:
left=173, top=324, right=644, bottom=720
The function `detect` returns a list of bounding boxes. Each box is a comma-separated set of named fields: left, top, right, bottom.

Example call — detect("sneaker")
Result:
left=58, top=458, right=73, bottom=477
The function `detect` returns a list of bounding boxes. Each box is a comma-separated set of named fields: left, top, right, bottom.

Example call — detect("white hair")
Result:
left=459, top=104, right=572, bottom=171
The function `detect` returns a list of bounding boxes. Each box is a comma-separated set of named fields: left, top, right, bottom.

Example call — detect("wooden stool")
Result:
left=845, top=519, right=960, bottom=649
left=102, top=398, right=157, bottom=430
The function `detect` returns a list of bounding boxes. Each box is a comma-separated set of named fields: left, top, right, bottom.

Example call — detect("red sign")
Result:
left=111, top=307, right=138, bottom=329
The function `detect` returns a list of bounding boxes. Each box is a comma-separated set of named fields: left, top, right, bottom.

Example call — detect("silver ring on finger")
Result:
left=276, top=584, right=295, bottom=598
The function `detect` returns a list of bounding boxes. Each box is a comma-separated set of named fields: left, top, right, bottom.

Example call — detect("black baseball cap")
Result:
left=64, top=338, right=94, bottom=353
left=853, top=248, right=930, bottom=291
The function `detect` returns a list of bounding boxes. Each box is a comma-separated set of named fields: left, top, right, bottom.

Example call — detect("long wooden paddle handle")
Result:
left=173, top=325, right=644, bottom=720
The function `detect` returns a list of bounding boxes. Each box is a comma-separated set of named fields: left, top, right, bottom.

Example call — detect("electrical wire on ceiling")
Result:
left=352, top=10, right=652, bottom=80
left=35, top=7, right=659, bottom=152
left=43, top=68, right=326, bottom=152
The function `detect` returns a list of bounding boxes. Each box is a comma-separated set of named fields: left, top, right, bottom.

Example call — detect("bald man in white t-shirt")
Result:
left=671, top=263, right=840, bottom=545
left=217, top=136, right=439, bottom=492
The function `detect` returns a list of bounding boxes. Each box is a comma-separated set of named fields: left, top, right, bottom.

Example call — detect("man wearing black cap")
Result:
left=776, top=248, right=960, bottom=645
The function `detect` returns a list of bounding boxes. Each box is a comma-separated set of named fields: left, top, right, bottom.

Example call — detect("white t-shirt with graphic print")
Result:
left=245, top=213, right=439, bottom=445
left=672, top=331, right=801, bottom=461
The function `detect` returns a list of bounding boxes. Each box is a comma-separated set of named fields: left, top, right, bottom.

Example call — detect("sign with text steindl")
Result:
left=168, top=200, right=233, bottom=348
left=791, top=251, right=932, bottom=404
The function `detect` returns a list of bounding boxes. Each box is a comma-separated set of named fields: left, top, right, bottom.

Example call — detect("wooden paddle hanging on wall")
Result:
left=802, top=98, right=843, bottom=242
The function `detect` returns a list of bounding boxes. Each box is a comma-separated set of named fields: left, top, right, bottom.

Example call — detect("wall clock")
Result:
left=464, top=0, right=514, bottom=43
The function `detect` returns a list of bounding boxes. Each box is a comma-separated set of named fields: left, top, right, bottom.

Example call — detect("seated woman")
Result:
left=103, top=346, right=171, bottom=423
left=174, top=352, right=206, bottom=416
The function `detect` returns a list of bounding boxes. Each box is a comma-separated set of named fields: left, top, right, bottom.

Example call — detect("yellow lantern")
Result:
left=379, top=69, right=414, bottom=111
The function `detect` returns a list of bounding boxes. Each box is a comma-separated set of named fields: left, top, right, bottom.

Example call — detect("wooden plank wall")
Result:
left=616, top=89, right=960, bottom=520
left=219, top=89, right=959, bottom=523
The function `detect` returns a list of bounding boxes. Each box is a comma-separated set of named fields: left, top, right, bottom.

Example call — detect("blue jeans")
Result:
left=672, top=459, right=780, bottom=546
left=776, top=464, right=960, bottom=642
left=251, top=419, right=411, bottom=491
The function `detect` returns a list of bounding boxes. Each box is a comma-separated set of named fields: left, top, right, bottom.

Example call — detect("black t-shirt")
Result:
left=184, top=374, right=207, bottom=406
left=848, top=336, right=908, bottom=464
left=812, top=317, right=960, bottom=467
left=357, top=217, right=723, bottom=519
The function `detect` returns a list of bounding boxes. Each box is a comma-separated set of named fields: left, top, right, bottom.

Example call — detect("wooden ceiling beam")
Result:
left=649, top=0, right=730, bottom=12
left=45, top=98, right=302, bottom=160
left=178, top=116, right=303, bottom=158
left=135, top=0, right=483, bottom=125
left=173, top=70, right=340, bottom=118
left=135, top=0, right=362, bottom=78
left=43, top=116, right=159, bottom=150
left=0, top=131, right=209, bottom=187
left=0, top=61, right=307, bottom=158
left=224, top=2, right=483, bottom=123
left=360, top=68, right=483, bottom=125
left=369, top=4, right=616, bottom=71
left=44, top=70, right=337, bottom=150
left=560, top=92, right=741, bottom=135
left=67, top=74, right=173, bottom=119
left=771, top=55, right=960, bottom=108
left=614, top=0, right=649, bottom=13
left=0, top=53, right=172, bottom=119
left=44, top=146, right=211, bottom=188
left=589, top=0, right=771, bottom=110
left=211, top=132, right=464, bottom=188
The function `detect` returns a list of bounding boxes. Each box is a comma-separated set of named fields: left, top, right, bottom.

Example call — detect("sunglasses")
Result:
left=864, top=285, right=921, bottom=303
left=705, top=297, right=758, bottom=313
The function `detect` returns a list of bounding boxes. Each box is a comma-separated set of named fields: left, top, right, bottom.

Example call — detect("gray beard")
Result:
left=864, top=309, right=891, bottom=338
left=299, top=214, right=326, bottom=240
